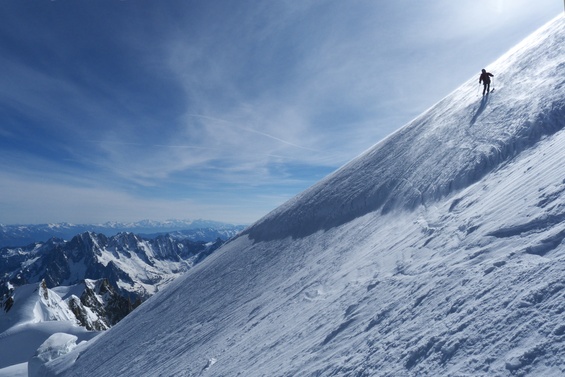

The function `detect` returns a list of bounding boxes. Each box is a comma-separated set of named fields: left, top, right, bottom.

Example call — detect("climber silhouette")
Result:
left=479, top=69, right=494, bottom=96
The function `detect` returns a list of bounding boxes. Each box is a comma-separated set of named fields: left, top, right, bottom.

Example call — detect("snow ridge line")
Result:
left=245, top=91, right=565, bottom=243
left=244, top=17, right=565, bottom=242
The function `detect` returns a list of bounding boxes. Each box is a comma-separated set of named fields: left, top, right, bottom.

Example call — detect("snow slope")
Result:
left=0, top=282, right=97, bottom=375
left=46, top=15, right=565, bottom=377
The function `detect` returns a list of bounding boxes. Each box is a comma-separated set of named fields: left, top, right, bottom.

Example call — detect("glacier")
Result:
left=40, top=14, right=565, bottom=377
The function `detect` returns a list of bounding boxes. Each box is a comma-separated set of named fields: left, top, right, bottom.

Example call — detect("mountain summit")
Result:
left=45, top=15, right=565, bottom=377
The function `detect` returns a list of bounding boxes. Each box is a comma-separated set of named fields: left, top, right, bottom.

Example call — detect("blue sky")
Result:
left=0, top=0, right=562, bottom=225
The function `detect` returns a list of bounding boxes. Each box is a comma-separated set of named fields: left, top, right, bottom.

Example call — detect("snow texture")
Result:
left=43, top=15, right=565, bottom=377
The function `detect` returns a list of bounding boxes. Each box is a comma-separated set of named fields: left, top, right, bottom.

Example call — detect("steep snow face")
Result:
left=47, top=15, right=565, bottom=377
left=0, top=282, right=75, bottom=335
left=245, top=15, right=565, bottom=242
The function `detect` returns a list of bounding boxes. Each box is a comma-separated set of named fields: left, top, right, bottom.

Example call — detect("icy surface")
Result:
left=28, top=333, right=78, bottom=377
left=45, top=15, right=565, bottom=377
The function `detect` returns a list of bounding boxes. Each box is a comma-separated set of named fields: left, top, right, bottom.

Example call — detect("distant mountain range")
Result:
left=1, top=231, right=225, bottom=301
left=0, top=219, right=246, bottom=248
left=1, top=229, right=227, bottom=360
left=0, top=221, right=243, bottom=342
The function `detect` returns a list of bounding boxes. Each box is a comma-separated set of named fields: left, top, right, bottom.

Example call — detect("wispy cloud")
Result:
left=187, top=113, right=319, bottom=152
left=0, top=0, right=561, bottom=224
left=0, top=171, right=264, bottom=225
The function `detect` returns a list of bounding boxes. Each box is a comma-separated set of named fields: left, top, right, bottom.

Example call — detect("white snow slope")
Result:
left=0, top=283, right=97, bottom=376
left=46, top=15, right=565, bottom=377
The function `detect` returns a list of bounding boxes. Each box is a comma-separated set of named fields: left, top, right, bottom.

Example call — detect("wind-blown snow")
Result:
left=245, top=15, right=564, bottom=242
left=45, top=15, right=565, bottom=377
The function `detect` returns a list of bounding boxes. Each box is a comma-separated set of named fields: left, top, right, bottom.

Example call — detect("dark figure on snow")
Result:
left=479, top=69, right=494, bottom=95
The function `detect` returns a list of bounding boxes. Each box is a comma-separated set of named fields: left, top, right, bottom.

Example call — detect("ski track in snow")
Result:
left=33, top=14, right=565, bottom=377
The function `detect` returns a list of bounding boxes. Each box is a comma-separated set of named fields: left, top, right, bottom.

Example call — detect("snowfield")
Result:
left=36, top=14, right=565, bottom=377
